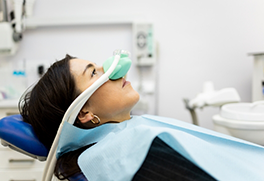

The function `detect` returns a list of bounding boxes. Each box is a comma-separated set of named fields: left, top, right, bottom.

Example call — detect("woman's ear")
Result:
left=78, top=110, right=94, bottom=124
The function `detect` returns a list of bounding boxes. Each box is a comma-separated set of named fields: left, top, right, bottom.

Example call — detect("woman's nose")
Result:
left=98, top=66, right=105, bottom=75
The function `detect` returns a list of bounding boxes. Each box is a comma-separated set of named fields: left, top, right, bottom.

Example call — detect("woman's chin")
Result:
left=132, top=93, right=140, bottom=108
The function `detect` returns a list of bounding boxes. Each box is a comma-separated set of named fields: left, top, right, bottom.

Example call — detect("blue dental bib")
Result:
left=57, top=115, right=264, bottom=181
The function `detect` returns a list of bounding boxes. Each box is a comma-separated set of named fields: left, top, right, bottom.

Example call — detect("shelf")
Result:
left=0, top=99, right=18, bottom=108
left=25, top=16, right=136, bottom=29
left=248, top=52, right=264, bottom=56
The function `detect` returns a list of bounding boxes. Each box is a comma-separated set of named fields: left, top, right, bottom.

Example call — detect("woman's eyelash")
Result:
left=91, top=69, right=96, bottom=77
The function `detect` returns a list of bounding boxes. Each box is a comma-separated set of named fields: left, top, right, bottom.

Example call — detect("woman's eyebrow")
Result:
left=82, top=63, right=94, bottom=75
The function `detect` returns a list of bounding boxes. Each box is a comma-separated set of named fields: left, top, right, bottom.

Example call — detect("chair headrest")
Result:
left=0, top=114, right=48, bottom=160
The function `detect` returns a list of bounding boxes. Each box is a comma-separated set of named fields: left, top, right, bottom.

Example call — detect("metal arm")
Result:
left=183, top=98, right=199, bottom=126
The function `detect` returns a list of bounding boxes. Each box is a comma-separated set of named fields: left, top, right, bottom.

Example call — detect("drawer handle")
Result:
left=9, top=159, right=35, bottom=163
left=6, top=112, right=19, bottom=116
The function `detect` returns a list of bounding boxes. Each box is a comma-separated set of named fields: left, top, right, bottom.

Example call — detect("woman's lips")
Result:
left=122, top=78, right=130, bottom=88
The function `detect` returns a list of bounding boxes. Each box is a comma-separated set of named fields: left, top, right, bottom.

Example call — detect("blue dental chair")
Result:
left=0, top=114, right=48, bottom=161
left=0, top=114, right=86, bottom=181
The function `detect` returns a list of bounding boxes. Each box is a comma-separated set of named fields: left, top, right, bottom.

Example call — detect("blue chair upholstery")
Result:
left=0, top=114, right=48, bottom=161
left=0, top=114, right=87, bottom=180
left=68, top=173, right=87, bottom=181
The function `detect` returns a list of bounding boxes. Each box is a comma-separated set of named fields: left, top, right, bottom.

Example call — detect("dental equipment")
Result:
left=183, top=82, right=241, bottom=125
left=0, top=0, right=35, bottom=56
left=42, top=49, right=131, bottom=181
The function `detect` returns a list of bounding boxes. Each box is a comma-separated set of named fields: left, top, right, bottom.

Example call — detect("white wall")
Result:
left=1, top=0, right=264, bottom=130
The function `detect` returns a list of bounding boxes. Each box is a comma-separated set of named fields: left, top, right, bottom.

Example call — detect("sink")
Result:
left=220, top=102, right=264, bottom=121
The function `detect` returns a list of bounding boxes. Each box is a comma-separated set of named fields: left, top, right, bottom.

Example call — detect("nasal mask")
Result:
left=103, top=50, right=131, bottom=80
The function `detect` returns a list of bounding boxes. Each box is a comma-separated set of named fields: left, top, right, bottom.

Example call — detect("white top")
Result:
left=0, top=99, right=19, bottom=108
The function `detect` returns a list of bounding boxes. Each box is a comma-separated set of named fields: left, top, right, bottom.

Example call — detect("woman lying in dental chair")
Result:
left=19, top=53, right=264, bottom=181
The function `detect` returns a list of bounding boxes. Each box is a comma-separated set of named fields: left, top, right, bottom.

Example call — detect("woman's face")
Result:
left=70, top=58, right=139, bottom=125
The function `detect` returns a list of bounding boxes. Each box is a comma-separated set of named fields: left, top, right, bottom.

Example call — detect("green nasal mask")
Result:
left=103, top=53, right=132, bottom=80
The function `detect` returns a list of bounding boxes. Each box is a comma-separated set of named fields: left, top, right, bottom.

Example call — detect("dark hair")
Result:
left=54, top=143, right=94, bottom=180
left=19, top=54, right=80, bottom=150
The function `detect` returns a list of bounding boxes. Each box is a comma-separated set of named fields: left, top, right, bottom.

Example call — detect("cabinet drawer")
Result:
left=0, top=108, right=19, bottom=118
left=0, top=150, right=45, bottom=169
left=0, top=142, right=9, bottom=150
left=0, top=108, right=20, bottom=151
left=0, top=169, right=43, bottom=181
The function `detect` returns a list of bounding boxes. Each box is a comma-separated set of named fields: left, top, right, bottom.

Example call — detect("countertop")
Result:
left=0, top=99, right=19, bottom=108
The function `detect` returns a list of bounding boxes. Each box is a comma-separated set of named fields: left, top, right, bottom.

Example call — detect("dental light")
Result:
left=0, top=0, right=35, bottom=56
left=42, top=49, right=132, bottom=181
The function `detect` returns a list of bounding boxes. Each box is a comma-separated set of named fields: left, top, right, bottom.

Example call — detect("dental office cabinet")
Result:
left=0, top=100, right=45, bottom=181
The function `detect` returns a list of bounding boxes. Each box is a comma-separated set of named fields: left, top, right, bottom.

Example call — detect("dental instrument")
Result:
left=185, top=82, right=264, bottom=146
left=184, top=81, right=241, bottom=125
left=0, top=0, right=36, bottom=56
